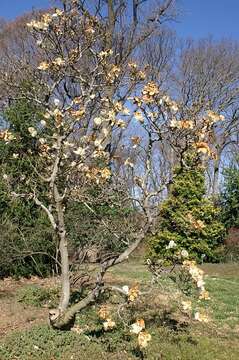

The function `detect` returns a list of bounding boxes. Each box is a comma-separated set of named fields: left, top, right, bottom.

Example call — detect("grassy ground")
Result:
left=0, top=261, right=239, bottom=359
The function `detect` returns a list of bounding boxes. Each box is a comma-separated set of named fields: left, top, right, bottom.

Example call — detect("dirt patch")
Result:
left=0, top=298, right=47, bottom=336
left=0, top=277, right=57, bottom=336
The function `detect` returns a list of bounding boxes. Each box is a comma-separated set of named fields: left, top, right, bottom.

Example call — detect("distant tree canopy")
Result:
left=221, top=165, right=239, bottom=230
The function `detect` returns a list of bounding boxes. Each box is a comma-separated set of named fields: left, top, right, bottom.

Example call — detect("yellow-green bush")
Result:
left=148, top=158, right=225, bottom=262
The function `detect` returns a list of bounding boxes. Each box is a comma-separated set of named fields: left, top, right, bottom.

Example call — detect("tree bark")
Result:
left=54, top=184, right=70, bottom=312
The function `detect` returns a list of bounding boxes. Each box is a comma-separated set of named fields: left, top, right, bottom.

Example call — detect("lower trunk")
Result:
left=58, top=231, right=70, bottom=312
left=54, top=184, right=71, bottom=312
left=50, top=288, right=99, bottom=330
left=49, top=224, right=150, bottom=330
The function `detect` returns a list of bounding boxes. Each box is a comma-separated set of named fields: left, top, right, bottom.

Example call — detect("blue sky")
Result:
left=1, top=0, right=50, bottom=19
left=175, top=0, right=239, bottom=40
left=1, top=0, right=239, bottom=40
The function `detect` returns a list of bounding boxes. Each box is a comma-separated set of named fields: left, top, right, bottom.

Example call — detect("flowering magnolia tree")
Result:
left=0, top=0, right=169, bottom=327
left=0, top=0, right=220, bottom=350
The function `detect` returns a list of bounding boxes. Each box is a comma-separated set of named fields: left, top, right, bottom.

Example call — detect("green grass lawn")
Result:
left=0, top=261, right=239, bottom=359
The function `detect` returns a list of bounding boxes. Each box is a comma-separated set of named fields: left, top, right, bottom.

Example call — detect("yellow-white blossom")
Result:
left=166, top=240, right=176, bottom=249
left=115, top=120, right=126, bottom=128
left=181, top=300, right=192, bottom=312
left=53, top=57, right=65, bottom=67
left=138, top=331, right=152, bottom=349
left=103, top=318, right=116, bottom=331
left=39, top=138, right=45, bottom=144
left=52, top=9, right=64, bottom=18
left=28, top=127, right=37, bottom=137
left=194, top=311, right=209, bottom=323
left=122, top=285, right=129, bottom=294
left=122, top=107, right=130, bottom=116
left=43, top=112, right=51, bottom=119
left=170, top=118, right=180, bottom=128
left=199, top=290, right=210, bottom=300
left=134, top=111, right=144, bottom=123
left=181, top=249, right=189, bottom=258
left=98, top=49, right=113, bottom=59
left=98, top=305, right=110, bottom=320
left=0, top=129, right=15, bottom=142
left=38, top=61, right=49, bottom=71
left=53, top=98, right=61, bottom=107
left=100, top=167, right=111, bottom=179
left=101, top=127, right=110, bottom=137
left=64, top=141, right=74, bottom=148
left=194, top=142, right=211, bottom=156
left=94, top=139, right=103, bottom=148
left=128, top=284, right=139, bottom=302
left=130, top=319, right=145, bottom=334
left=206, top=110, right=225, bottom=123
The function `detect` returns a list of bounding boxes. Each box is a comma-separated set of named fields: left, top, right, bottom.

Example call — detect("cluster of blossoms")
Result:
left=186, top=213, right=205, bottom=230
left=128, top=62, right=146, bottom=81
left=193, top=141, right=212, bottom=156
left=106, top=65, right=121, bottom=84
left=124, top=157, right=134, bottom=168
left=159, top=94, right=179, bottom=113
left=140, top=82, right=180, bottom=114
left=0, top=129, right=15, bottom=143
left=98, top=305, right=116, bottom=331
left=170, top=110, right=224, bottom=131
left=28, top=127, right=38, bottom=137
left=85, top=167, right=111, bottom=183
left=206, top=110, right=225, bottom=123
left=163, top=242, right=210, bottom=322
left=37, top=57, right=65, bottom=71
left=98, top=302, right=151, bottom=349
left=141, top=82, right=160, bottom=103
left=165, top=240, right=189, bottom=258
left=181, top=301, right=209, bottom=322
left=168, top=107, right=225, bottom=161
left=170, top=119, right=194, bottom=130
left=182, top=260, right=210, bottom=301
left=27, top=8, right=64, bottom=29
left=194, top=309, right=210, bottom=323
left=116, top=285, right=152, bottom=348
left=130, top=319, right=152, bottom=349
left=26, top=13, right=54, bottom=31
left=121, top=284, right=140, bottom=302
